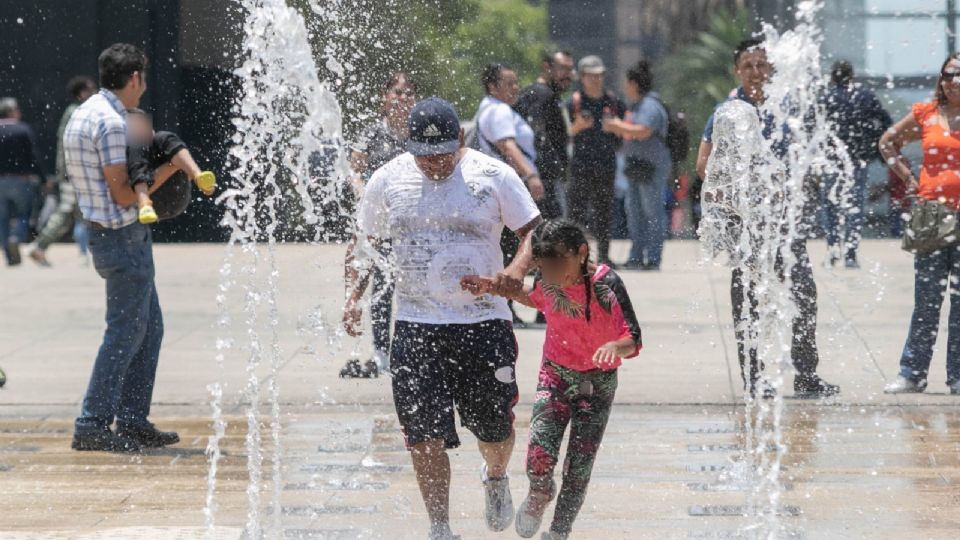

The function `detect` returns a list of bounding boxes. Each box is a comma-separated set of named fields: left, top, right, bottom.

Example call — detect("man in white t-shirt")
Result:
left=344, top=97, right=542, bottom=540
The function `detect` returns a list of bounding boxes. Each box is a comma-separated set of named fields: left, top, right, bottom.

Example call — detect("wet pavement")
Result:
left=2, top=240, right=960, bottom=538
left=1, top=405, right=958, bottom=539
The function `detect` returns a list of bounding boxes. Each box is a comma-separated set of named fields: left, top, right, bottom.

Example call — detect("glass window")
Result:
left=863, top=18, right=948, bottom=76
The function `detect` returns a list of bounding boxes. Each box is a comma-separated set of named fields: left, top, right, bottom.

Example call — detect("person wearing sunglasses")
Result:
left=880, top=53, right=960, bottom=395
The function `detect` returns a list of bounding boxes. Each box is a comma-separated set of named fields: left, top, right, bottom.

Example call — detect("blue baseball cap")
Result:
left=407, top=97, right=462, bottom=156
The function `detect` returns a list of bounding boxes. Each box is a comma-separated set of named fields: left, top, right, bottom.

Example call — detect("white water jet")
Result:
left=205, top=0, right=350, bottom=537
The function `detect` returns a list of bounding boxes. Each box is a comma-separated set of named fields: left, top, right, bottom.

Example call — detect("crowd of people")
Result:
left=5, top=34, right=960, bottom=540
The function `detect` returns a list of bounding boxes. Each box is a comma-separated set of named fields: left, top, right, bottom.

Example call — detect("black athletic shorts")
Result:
left=391, top=319, right=519, bottom=449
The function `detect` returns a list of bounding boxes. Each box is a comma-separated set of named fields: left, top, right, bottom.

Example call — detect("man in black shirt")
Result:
left=515, top=50, right=575, bottom=221
left=566, top=55, right=625, bottom=266
left=0, top=98, right=44, bottom=266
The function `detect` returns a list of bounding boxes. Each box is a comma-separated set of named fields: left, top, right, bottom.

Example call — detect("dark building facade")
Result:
left=0, top=0, right=241, bottom=242
left=547, top=0, right=791, bottom=88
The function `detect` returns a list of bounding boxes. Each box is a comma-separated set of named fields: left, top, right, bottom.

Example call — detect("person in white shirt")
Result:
left=475, top=63, right=545, bottom=327
left=343, top=97, right=542, bottom=540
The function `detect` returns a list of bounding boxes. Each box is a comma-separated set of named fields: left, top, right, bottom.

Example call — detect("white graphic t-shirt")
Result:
left=357, top=149, right=541, bottom=324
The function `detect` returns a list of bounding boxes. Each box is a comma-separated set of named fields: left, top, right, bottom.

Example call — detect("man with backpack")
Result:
left=566, top=55, right=625, bottom=267
left=601, top=60, right=684, bottom=270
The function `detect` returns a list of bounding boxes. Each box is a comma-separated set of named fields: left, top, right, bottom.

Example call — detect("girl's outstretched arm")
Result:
left=460, top=275, right=536, bottom=308
left=593, top=337, right=639, bottom=369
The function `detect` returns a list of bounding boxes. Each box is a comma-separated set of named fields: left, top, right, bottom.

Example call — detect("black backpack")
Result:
left=651, top=96, right=691, bottom=164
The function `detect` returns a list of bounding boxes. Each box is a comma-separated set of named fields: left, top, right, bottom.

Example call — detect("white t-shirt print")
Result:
left=357, top=149, right=541, bottom=324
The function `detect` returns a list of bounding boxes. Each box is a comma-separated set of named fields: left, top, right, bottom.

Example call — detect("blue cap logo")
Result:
left=408, top=97, right=462, bottom=156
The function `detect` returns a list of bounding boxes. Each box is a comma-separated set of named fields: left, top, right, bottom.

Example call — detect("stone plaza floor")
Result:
left=1, top=240, right=959, bottom=539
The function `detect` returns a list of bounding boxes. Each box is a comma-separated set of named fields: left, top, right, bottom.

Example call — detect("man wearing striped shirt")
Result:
left=65, top=43, right=179, bottom=452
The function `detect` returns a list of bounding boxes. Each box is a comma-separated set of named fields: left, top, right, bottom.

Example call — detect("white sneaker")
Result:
left=883, top=375, right=927, bottom=394
left=428, top=522, right=459, bottom=540
left=373, top=350, right=391, bottom=376
left=482, top=464, right=514, bottom=531
left=516, top=490, right=553, bottom=538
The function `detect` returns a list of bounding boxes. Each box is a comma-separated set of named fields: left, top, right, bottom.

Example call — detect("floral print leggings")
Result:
left=525, top=360, right=618, bottom=536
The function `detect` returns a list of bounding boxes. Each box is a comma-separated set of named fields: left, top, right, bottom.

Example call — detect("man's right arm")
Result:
left=102, top=163, right=138, bottom=208
left=97, top=118, right=138, bottom=208
left=343, top=235, right=374, bottom=336
left=342, top=173, right=387, bottom=335
left=696, top=140, right=713, bottom=181
left=696, top=111, right=717, bottom=180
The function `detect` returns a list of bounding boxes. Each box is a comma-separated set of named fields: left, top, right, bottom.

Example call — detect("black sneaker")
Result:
left=116, top=422, right=180, bottom=448
left=339, top=358, right=379, bottom=379
left=6, top=241, right=21, bottom=266
left=72, top=428, right=142, bottom=453
left=746, top=381, right=777, bottom=401
left=794, top=374, right=840, bottom=399
left=0, top=366, right=5, bottom=388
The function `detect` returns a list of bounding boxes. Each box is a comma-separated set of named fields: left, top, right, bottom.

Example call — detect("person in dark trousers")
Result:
left=0, top=97, right=45, bottom=266
left=28, top=76, right=98, bottom=267
left=880, top=53, right=960, bottom=395
left=566, top=55, right=625, bottom=267
left=515, top=50, right=575, bottom=221
left=602, top=60, right=672, bottom=271
left=65, top=44, right=180, bottom=452
left=696, top=39, right=841, bottom=400
left=340, top=72, right=416, bottom=379
left=820, top=60, right=893, bottom=268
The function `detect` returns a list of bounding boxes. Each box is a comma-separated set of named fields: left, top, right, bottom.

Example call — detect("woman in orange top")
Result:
left=879, top=52, right=960, bottom=395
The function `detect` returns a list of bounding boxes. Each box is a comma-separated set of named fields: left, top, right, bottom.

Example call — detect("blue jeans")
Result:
left=74, top=220, right=89, bottom=256
left=823, top=163, right=868, bottom=260
left=625, top=169, right=669, bottom=267
left=75, top=222, right=164, bottom=433
left=0, top=176, right=36, bottom=263
left=899, top=245, right=960, bottom=385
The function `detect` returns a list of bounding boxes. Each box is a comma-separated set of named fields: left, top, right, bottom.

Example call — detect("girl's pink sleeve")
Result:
left=528, top=280, right=547, bottom=312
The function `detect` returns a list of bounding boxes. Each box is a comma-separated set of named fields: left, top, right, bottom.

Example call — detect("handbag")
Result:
left=902, top=198, right=960, bottom=255
left=623, top=155, right=657, bottom=184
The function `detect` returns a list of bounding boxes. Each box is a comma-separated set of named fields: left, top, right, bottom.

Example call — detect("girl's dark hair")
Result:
left=481, top=63, right=512, bottom=95
left=626, top=60, right=653, bottom=95
left=384, top=71, right=417, bottom=93
left=532, top=219, right=593, bottom=322
left=936, top=53, right=960, bottom=105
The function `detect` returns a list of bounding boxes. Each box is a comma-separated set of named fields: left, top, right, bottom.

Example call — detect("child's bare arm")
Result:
left=460, top=275, right=535, bottom=307
left=147, top=163, right=180, bottom=194
left=134, top=182, right=151, bottom=207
